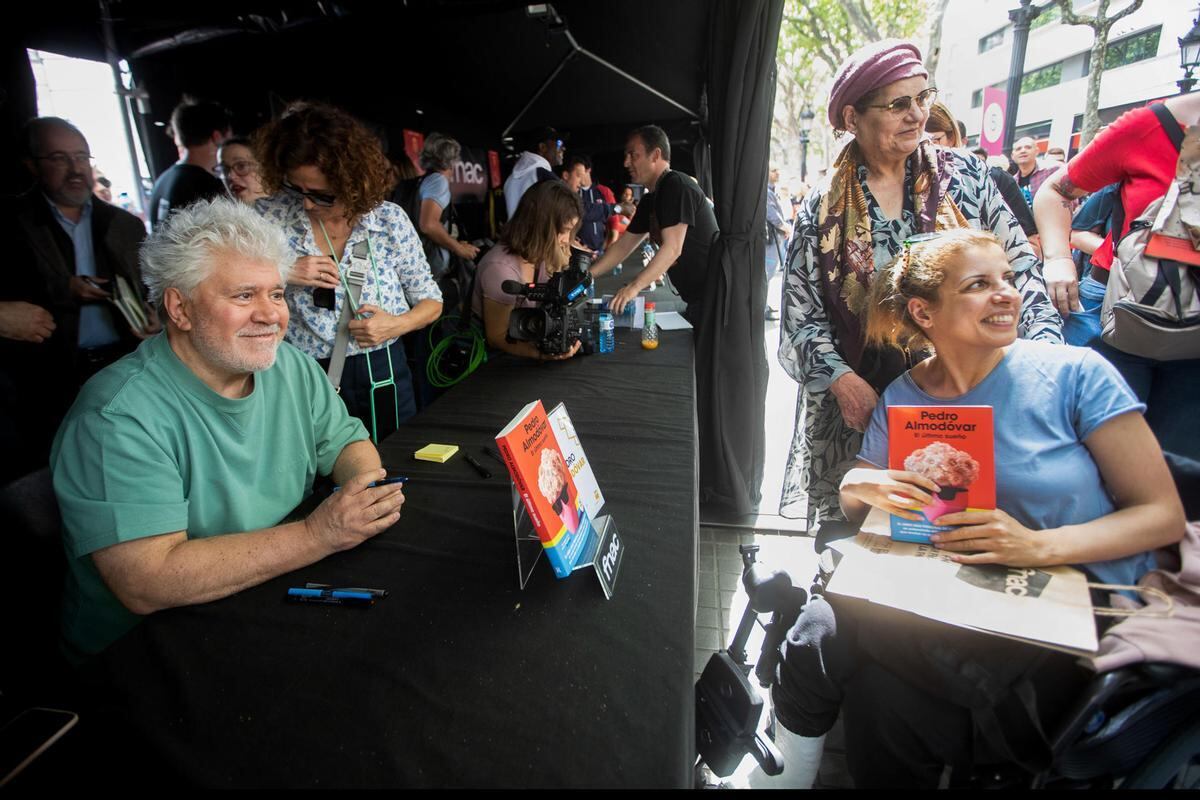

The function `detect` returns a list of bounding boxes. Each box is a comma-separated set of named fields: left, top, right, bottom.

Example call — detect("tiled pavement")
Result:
left=696, top=524, right=853, bottom=789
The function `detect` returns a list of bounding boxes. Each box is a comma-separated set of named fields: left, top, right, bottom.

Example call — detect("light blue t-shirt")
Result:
left=419, top=172, right=453, bottom=277
left=858, top=339, right=1153, bottom=587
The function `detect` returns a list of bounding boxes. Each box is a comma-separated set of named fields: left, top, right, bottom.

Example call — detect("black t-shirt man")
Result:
left=626, top=169, right=718, bottom=306
left=148, top=163, right=225, bottom=229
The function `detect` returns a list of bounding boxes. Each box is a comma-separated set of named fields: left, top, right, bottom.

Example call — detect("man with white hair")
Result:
left=51, top=198, right=404, bottom=659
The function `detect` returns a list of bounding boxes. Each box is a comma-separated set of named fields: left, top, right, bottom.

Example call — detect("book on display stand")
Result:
left=495, top=400, right=624, bottom=598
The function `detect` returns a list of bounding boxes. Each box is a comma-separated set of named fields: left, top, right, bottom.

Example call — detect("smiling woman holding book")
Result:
left=770, top=229, right=1186, bottom=788
left=840, top=228, right=1184, bottom=580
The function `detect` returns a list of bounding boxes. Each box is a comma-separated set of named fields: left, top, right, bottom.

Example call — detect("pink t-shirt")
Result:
left=471, top=244, right=550, bottom=319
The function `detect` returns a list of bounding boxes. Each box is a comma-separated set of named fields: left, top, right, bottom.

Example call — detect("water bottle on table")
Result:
left=599, top=312, right=615, bottom=353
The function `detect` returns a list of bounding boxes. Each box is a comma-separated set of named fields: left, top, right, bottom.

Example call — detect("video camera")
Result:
left=502, top=247, right=594, bottom=356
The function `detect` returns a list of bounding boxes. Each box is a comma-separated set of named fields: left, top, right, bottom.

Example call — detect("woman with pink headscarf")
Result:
left=778, top=40, right=1062, bottom=525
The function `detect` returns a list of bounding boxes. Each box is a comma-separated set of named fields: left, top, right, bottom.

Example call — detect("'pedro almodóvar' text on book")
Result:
left=887, top=405, right=995, bottom=544
left=496, top=400, right=594, bottom=578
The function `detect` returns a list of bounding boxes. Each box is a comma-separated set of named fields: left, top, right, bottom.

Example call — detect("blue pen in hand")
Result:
left=332, top=476, right=408, bottom=493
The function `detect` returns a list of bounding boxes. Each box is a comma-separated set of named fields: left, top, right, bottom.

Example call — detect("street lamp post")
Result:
left=1179, top=13, right=1200, bottom=94
left=799, top=104, right=815, bottom=183
left=1002, top=0, right=1043, bottom=155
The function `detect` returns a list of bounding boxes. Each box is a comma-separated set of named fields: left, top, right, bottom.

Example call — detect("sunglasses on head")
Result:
left=282, top=178, right=337, bottom=207
left=864, top=87, right=939, bottom=116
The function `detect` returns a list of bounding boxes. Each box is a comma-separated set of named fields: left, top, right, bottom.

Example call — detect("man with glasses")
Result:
left=503, top=126, right=565, bottom=219
left=148, top=100, right=232, bottom=229
left=2, top=116, right=154, bottom=481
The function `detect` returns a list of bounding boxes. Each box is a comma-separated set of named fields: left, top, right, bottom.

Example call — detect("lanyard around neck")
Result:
left=316, top=218, right=384, bottom=312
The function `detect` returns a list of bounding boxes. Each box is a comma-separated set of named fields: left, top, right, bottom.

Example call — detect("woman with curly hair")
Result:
left=255, top=102, right=442, bottom=441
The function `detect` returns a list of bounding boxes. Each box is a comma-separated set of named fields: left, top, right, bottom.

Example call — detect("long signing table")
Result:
left=88, top=328, right=698, bottom=788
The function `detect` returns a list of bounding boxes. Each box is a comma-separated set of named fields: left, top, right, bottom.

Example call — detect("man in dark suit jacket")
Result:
left=1, top=117, right=154, bottom=481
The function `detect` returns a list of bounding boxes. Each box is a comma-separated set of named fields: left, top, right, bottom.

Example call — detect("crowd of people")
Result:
left=3, top=27, right=1196, bottom=788
left=1, top=93, right=723, bottom=668
left=769, top=38, right=1193, bottom=789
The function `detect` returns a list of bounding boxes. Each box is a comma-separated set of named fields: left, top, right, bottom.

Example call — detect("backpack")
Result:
left=1101, top=104, right=1200, bottom=361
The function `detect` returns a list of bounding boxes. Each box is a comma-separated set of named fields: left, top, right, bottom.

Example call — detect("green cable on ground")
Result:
left=426, top=315, right=488, bottom=388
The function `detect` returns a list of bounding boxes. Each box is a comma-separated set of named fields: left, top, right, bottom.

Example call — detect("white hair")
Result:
left=139, top=197, right=292, bottom=306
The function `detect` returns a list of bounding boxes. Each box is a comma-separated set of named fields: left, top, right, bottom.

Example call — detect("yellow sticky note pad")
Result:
left=415, top=443, right=459, bottom=463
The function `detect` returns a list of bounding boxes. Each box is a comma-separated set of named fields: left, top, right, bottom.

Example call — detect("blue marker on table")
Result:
left=286, top=587, right=375, bottom=606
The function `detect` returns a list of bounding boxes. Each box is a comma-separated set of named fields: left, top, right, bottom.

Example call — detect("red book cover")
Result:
left=886, top=406, right=995, bottom=543
left=496, top=400, right=592, bottom=578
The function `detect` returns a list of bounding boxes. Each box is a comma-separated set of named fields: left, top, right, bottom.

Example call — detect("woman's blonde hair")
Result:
left=864, top=228, right=1005, bottom=350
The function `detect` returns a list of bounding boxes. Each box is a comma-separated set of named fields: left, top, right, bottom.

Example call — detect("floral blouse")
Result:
left=779, top=148, right=1063, bottom=393
left=257, top=193, right=443, bottom=359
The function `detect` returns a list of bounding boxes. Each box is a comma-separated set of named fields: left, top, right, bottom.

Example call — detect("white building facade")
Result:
left=935, top=0, right=1196, bottom=155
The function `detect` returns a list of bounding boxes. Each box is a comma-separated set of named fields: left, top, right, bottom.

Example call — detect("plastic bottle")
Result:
left=599, top=312, right=615, bottom=353
left=613, top=259, right=623, bottom=277
left=641, top=302, right=658, bottom=350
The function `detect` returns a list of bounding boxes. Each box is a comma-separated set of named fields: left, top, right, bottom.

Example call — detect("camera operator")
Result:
left=471, top=180, right=583, bottom=361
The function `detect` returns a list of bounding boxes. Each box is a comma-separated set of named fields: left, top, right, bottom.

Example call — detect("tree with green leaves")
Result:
left=772, top=0, right=927, bottom=178
left=1054, top=0, right=1145, bottom=147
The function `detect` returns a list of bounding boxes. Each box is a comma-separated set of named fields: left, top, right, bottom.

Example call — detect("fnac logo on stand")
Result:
left=955, top=564, right=1051, bottom=598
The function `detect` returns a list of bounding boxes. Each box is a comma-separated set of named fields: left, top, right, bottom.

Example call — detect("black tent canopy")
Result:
left=19, top=1, right=711, bottom=175
left=7, top=0, right=782, bottom=514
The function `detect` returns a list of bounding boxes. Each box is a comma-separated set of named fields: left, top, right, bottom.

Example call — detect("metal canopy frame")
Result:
left=501, top=26, right=700, bottom=140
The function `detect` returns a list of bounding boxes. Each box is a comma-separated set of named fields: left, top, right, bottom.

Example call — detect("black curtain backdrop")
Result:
left=695, top=0, right=782, bottom=513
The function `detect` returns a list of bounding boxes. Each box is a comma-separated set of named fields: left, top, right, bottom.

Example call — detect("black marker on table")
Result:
left=464, top=453, right=492, bottom=479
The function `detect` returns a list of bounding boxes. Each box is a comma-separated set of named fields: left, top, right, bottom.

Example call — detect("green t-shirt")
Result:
left=51, top=333, right=369, bottom=657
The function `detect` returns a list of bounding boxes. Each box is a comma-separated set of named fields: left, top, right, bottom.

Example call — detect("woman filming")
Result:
left=772, top=229, right=1185, bottom=788
left=255, top=103, right=442, bottom=441
left=471, top=180, right=583, bottom=361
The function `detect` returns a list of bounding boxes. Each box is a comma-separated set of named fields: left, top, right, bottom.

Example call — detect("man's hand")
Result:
left=608, top=283, right=641, bottom=316
left=70, top=275, right=111, bottom=301
left=304, top=468, right=404, bottom=553
left=829, top=371, right=878, bottom=432
left=349, top=304, right=402, bottom=347
left=453, top=241, right=480, bottom=261
left=1043, top=256, right=1079, bottom=318
left=130, top=307, right=162, bottom=340
left=0, top=301, right=55, bottom=343
left=289, top=255, right=340, bottom=289
left=929, top=508, right=1047, bottom=567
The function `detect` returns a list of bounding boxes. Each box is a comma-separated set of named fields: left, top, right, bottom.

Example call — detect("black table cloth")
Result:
left=88, top=328, right=697, bottom=788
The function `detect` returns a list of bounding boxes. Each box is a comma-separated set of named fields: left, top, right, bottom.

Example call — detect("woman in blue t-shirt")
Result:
left=772, top=228, right=1185, bottom=788
left=842, top=228, right=1183, bottom=578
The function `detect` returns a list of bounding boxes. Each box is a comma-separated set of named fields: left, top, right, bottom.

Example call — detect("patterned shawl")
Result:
left=815, top=138, right=969, bottom=375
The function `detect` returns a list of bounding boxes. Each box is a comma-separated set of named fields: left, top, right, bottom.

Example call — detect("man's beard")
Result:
left=191, top=318, right=282, bottom=375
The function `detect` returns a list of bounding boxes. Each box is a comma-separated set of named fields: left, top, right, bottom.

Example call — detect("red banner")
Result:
left=980, top=87, right=1007, bottom=156
left=403, top=129, right=426, bottom=176
left=488, top=150, right=502, bottom=190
